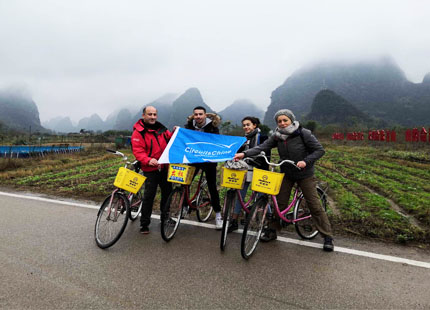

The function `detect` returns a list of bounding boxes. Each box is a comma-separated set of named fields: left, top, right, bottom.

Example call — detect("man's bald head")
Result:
left=142, top=106, right=157, bottom=125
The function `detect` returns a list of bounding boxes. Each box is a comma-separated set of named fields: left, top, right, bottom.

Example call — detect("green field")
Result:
left=1, top=142, right=429, bottom=247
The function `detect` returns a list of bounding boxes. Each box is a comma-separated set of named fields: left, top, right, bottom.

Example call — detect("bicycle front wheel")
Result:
left=241, top=196, right=268, bottom=260
left=161, top=187, right=184, bottom=242
left=220, top=190, right=236, bottom=251
left=293, top=187, right=327, bottom=239
left=129, top=190, right=143, bottom=221
left=196, top=178, right=213, bottom=222
left=95, top=192, right=130, bottom=249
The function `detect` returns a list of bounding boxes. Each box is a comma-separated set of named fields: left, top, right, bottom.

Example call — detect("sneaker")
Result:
left=227, top=219, right=238, bottom=233
left=140, top=225, right=150, bottom=234
left=323, top=237, right=334, bottom=252
left=181, top=205, right=190, bottom=219
left=215, top=217, right=223, bottom=230
left=260, top=228, right=277, bottom=242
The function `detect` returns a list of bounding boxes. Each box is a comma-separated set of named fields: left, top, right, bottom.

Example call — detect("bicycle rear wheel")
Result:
left=95, top=192, right=130, bottom=249
left=241, top=196, right=268, bottom=260
left=129, top=190, right=143, bottom=221
left=220, top=190, right=236, bottom=251
left=293, top=187, right=327, bottom=239
left=196, top=178, right=213, bottom=222
left=161, top=187, right=184, bottom=242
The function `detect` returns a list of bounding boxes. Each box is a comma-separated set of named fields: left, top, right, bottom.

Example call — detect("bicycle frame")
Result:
left=180, top=170, right=207, bottom=209
left=232, top=188, right=257, bottom=214
left=269, top=188, right=311, bottom=224
left=250, top=152, right=312, bottom=225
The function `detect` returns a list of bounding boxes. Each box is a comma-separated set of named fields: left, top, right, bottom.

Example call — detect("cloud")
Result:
left=1, top=0, right=429, bottom=122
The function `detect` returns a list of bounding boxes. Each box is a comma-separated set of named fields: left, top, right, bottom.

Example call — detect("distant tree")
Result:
left=259, top=124, right=271, bottom=135
left=302, top=120, right=318, bottom=132
left=220, top=121, right=233, bottom=134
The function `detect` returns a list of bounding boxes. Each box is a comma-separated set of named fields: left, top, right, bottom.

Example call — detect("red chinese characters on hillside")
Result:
left=332, top=132, right=345, bottom=140
left=405, top=127, right=428, bottom=142
left=347, top=132, right=364, bottom=140
left=368, top=130, right=396, bottom=142
left=333, top=128, right=430, bottom=142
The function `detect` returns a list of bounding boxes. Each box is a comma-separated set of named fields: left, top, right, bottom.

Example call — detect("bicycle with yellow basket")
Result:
left=219, top=158, right=259, bottom=251
left=240, top=152, right=327, bottom=259
left=94, top=150, right=146, bottom=249
left=161, top=164, right=213, bottom=242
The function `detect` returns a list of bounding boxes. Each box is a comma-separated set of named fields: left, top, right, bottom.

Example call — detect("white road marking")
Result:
left=1, top=191, right=429, bottom=269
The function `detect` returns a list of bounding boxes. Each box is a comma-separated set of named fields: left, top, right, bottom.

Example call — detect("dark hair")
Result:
left=241, top=116, right=261, bottom=127
left=142, top=106, right=157, bottom=114
left=193, top=106, right=206, bottom=113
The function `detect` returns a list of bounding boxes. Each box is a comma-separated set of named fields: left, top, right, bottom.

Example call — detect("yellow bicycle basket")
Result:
left=167, top=164, right=196, bottom=185
left=220, top=167, right=247, bottom=189
left=114, top=167, right=147, bottom=194
left=251, top=168, right=285, bottom=195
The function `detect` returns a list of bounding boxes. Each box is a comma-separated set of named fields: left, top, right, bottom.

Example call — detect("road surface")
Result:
left=1, top=191, right=429, bottom=309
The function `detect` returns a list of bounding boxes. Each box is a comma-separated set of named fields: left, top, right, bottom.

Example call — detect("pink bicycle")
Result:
left=241, top=152, right=327, bottom=259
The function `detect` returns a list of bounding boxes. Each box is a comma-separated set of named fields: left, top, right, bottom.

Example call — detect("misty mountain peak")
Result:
left=423, top=73, right=430, bottom=85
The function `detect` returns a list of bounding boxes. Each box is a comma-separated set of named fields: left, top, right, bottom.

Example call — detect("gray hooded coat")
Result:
left=243, top=127, right=325, bottom=181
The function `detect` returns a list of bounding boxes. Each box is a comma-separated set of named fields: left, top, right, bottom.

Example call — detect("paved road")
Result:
left=1, top=192, right=430, bottom=309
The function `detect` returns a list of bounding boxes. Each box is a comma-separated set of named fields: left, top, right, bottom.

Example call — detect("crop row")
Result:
left=0, top=153, right=116, bottom=182
left=16, top=158, right=120, bottom=185
left=322, top=148, right=430, bottom=181
left=315, top=167, right=426, bottom=243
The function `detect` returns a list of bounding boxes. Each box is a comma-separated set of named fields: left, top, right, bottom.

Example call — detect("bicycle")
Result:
left=160, top=164, right=213, bottom=242
left=219, top=159, right=259, bottom=251
left=94, top=150, right=146, bottom=249
left=241, top=152, right=327, bottom=259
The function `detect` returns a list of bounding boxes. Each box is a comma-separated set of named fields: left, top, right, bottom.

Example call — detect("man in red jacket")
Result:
left=131, top=106, right=172, bottom=234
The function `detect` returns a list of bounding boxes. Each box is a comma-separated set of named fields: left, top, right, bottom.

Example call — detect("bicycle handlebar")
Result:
left=106, top=149, right=127, bottom=161
left=255, top=152, right=300, bottom=170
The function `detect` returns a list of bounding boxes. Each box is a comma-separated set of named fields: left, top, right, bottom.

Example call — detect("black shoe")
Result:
left=227, top=219, right=238, bottom=233
left=140, top=225, right=150, bottom=234
left=260, top=228, right=277, bottom=242
left=323, top=237, right=334, bottom=252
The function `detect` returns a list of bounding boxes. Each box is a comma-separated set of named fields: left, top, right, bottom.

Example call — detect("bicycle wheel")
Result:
left=196, top=178, right=213, bottom=222
left=161, top=187, right=184, bottom=242
left=220, top=190, right=236, bottom=251
left=129, top=190, right=143, bottom=221
left=95, top=192, right=130, bottom=249
left=293, top=187, right=327, bottom=240
left=241, top=196, right=268, bottom=260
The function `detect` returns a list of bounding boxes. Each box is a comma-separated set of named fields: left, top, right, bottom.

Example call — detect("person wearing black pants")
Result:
left=185, top=106, right=223, bottom=229
left=140, top=169, right=172, bottom=229
left=131, top=105, right=173, bottom=234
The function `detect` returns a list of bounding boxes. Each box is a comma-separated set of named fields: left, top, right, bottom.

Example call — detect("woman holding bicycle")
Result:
left=227, top=116, right=269, bottom=233
left=234, top=109, right=334, bottom=251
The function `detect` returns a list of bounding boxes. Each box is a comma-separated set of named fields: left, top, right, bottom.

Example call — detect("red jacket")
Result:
left=131, top=119, right=172, bottom=172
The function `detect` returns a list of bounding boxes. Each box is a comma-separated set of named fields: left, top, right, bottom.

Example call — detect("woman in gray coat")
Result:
left=234, top=109, right=334, bottom=251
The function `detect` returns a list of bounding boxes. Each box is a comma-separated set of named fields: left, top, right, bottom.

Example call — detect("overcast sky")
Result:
left=1, top=0, right=429, bottom=122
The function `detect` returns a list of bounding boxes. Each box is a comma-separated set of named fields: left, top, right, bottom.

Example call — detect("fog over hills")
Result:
left=4, top=56, right=430, bottom=134
left=265, top=56, right=430, bottom=127
left=218, top=99, right=264, bottom=125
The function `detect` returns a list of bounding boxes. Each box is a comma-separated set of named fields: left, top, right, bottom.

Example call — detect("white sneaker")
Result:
left=215, top=217, right=223, bottom=230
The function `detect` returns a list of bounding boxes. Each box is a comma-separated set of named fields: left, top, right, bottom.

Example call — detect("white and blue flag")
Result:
left=159, top=128, right=246, bottom=164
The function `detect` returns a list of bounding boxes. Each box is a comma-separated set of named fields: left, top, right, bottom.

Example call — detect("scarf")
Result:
left=244, top=128, right=260, bottom=151
left=274, top=121, right=300, bottom=141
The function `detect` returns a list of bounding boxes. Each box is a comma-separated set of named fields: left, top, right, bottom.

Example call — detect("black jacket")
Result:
left=184, top=113, right=220, bottom=134
left=243, top=127, right=325, bottom=181
left=238, top=130, right=270, bottom=170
